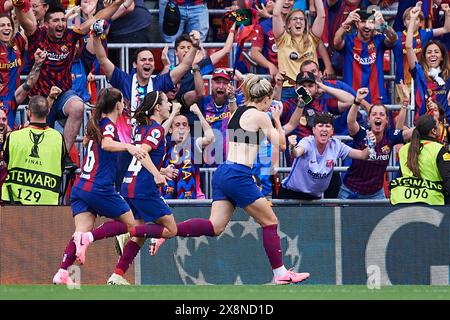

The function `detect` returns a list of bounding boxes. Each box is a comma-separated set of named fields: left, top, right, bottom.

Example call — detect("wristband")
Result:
left=353, top=98, right=361, bottom=106
left=228, top=97, right=236, bottom=103
left=122, top=2, right=129, bottom=9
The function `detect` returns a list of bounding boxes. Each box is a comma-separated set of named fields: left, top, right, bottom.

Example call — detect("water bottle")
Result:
left=366, top=130, right=376, bottom=160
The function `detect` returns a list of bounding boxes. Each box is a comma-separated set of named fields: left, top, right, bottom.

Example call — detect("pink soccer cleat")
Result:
left=274, top=269, right=310, bottom=285
left=52, top=269, right=74, bottom=285
left=73, top=231, right=92, bottom=265
left=148, top=238, right=166, bottom=256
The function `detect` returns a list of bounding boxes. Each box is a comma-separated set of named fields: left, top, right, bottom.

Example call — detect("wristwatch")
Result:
left=192, top=66, right=200, bottom=73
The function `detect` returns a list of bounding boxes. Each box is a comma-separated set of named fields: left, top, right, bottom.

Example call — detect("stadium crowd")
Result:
left=1, top=1, right=450, bottom=206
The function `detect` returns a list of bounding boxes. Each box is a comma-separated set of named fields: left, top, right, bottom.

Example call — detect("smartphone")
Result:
left=235, top=9, right=253, bottom=27
left=296, top=86, right=313, bottom=105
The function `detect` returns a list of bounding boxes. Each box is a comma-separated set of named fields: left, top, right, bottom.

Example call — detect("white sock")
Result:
left=87, top=232, right=94, bottom=242
left=273, top=265, right=288, bottom=278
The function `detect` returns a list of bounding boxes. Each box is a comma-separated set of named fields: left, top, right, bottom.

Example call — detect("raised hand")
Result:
left=355, top=87, right=369, bottom=103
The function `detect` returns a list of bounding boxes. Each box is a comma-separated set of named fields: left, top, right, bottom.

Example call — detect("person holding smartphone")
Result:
left=279, top=112, right=371, bottom=200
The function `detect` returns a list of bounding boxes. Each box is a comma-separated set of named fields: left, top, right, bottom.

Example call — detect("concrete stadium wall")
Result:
left=0, top=206, right=135, bottom=285
left=141, top=205, right=450, bottom=285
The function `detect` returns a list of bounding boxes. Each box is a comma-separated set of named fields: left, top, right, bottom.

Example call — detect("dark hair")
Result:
left=28, top=95, right=49, bottom=119
left=86, top=88, right=122, bottom=142
left=44, top=4, right=65, bottom=22
left=174, top=34, right=192, bottom=50
left=313, top=112, right=334, bottom=126
left=134, top=91, right=164, bottom=126
left=407, top=114, right=437, bottom=178
left=300, top=59, right=319, bottom=72
left=368, top=103, right=389, bottom=118
left=421, top=40, right=450, bottom=81
left=0, top=14, right=14, bottom=33
left=132, top=48, right=154, bottom=63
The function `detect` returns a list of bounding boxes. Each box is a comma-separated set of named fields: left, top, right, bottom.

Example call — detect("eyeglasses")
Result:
left=290, top=17, right=305, bottom=22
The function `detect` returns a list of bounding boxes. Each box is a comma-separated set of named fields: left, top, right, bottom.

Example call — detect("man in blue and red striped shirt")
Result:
left=334, top=8, right=398, bottom=104
left=13, top=0, right=125, bottom=154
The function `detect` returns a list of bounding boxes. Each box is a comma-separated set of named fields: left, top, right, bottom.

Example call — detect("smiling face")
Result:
left=31, top=0, right=48, bottom=23
left=313, top=122, right=334, bottom=145
left=45, top=12, right=67, bottom=41
left=424, top=43, right=443, bottom=69
left=0, top=16, right=13, bottom=43
left=356, top=18, right=375, bottom=41
left=287, top=10, right=306, bottom=37
left=134, top=50, right=155, bottom=81
left=281, top=0, right=294, bottom=15
left=368, top=105, right=389, bottom=134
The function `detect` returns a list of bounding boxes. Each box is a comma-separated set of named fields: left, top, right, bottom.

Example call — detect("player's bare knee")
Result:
left=165, top=226, right=177, bottom=238
left=213, top=224, right=225, bottom=236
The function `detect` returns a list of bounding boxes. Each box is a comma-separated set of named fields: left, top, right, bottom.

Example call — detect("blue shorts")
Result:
left=47, top=89, right=83, bottom=127
left=70, top=186, right=130, bottom=218
left=212, top=162, right=263, bottom=208
left=125, top=197, right=172, bottom=223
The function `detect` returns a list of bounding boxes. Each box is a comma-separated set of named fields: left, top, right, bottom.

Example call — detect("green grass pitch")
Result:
left=0, top=285, right=449, bottom=300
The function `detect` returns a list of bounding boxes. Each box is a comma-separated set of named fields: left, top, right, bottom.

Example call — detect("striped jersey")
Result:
left=343, top=126, right=404, bottom=195
left=74, top=118, right=119, bottom=192
left=27, top=27, right=83, bottom=96
left=121, top=121, right=166, bottom=199
left=341, top=32, right=390, bottom=104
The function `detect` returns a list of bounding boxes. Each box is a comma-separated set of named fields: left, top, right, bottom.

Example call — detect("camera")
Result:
left=296, top=86, right=313, bottom=105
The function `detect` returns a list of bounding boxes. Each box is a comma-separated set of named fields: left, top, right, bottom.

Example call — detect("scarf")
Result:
left=130, top=73, right=154, bottom=113
left=429, top=67, right=446, bottom=86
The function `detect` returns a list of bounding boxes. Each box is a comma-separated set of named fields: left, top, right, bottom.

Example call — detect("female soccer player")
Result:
left=153, top=75, right=311, bottom=285
left=106, top=91, right=180, bottom=285
left=52, top=88, right=146, bottom=285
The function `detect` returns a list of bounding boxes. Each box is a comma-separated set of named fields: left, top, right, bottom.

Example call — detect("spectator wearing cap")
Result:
left=199, top=68, right=244, bottom=167
left=159, top=0, right=209, bottom=65
left=171, top=27, right=235, bottom=110
left=300, top=59, right=371, bottom=136
left=334, top=7, right=398, bottom=104
left=273, top=0, right=325, bottom=100
left=392, top=4, right=450, bottom=101
left=280, top=71, right=355, bottom=150
left=278, top=112, right=370, bottom=200
left=338, top=87, right=413, bottom=200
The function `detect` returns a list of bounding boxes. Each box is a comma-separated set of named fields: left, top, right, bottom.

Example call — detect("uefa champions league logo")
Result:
left=29, top=131, right=44, bottom=158
left=173, top=217, right=302, bottom=285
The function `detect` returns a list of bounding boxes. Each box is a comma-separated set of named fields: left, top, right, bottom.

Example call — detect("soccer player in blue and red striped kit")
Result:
left=52, top=88, right=146, bottom=285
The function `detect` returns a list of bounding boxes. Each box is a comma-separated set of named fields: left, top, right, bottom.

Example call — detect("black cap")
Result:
left=163, top=1, right=181, bottom=36
left=296, top=71, right=316, bottom=85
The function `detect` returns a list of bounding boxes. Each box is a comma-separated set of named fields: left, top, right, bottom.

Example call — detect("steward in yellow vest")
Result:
left=390, top=114, right=450, bottom=205
left=2, top=96, right=67, bottom=205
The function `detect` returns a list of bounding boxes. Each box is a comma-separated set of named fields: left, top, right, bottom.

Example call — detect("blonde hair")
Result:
left=241, top=74, right=273, bottom=103
left=285, top=9, right=311, bottom=51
